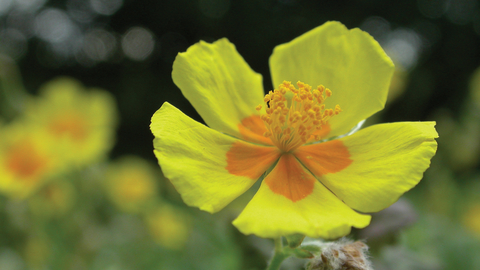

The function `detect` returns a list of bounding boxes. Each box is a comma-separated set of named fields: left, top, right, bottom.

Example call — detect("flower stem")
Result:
left=266, top=237, right=289, bottom=270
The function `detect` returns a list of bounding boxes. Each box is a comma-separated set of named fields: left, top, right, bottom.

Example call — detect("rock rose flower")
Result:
left=150, top=21, right=438, bottom=238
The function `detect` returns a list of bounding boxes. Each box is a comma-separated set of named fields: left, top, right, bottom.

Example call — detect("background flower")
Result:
left=24, top=77, right=119, bottom=168
left=104, top=155, right=160, bottom=213
left=0, top=121, right=63, bottom=198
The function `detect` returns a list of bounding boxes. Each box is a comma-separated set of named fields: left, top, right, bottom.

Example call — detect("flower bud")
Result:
left=305, top=239, right=372, bottom=270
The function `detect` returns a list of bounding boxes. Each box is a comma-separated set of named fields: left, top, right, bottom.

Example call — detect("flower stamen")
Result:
left=258, top=81, right=341, bottom=152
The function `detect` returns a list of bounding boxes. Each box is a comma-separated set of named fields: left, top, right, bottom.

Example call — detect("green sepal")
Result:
left=299, top=244, right=321, bottom=254
left=285, top=233, right=305, bottom=248
left=291, top=248, right=314, bottom=259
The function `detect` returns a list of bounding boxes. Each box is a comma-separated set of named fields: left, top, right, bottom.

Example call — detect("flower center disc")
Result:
left=6, top=141, right=48, bottom=180
left=257, top=81, right=341, bottom=152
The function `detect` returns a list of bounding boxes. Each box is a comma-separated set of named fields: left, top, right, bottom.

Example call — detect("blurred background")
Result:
left=0, top=0, right=480, bottom=269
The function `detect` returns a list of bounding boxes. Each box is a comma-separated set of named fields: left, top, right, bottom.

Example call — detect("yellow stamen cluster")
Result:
left=257, top=81, right=341, bottom=152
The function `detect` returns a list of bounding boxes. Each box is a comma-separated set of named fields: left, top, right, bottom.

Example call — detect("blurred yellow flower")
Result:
left=145, top=204, right=191, bottom=250
left=463, top=203, right=480, bottom=237
left=104, top=156, right=159, bottom=213
left=0, top=122, right=62, bottom=198
left=24, top=234, right=51, bottom=268
left=25, top=77, right=118, bottom=167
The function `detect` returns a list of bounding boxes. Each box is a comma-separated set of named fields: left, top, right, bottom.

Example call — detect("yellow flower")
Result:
left=463, top=203, right=480, bottom=237
left=150, top=21, right=438, bottom=238
left=0, top=121, right=63, bottom=198
left=145, top=204, right=191, bottom=250
left=24, top=234, right=52, bottom=268
left=104, top=156, right=159, bottom=213
left=25, top=77, right=118, bottom=167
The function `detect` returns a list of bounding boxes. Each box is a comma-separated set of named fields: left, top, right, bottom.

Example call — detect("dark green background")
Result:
left=6, top=0, right=478, bottom=163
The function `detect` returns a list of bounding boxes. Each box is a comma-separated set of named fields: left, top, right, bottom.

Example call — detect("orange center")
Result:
left=6, top=141, right=48, bottom=180
left=49, top=113, right=87, bottom=142
left=256, top=81, right=341, bottom=152
left=226, top=81, right=350, bottom=202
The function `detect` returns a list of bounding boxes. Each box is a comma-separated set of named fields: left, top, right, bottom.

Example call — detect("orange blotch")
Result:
left=307, top=122, right=332, bottom=143
left=238, top=115, right=273, bottom=145
left=226, top=141, right=280, bottom=180
left=6, top=141, right=48, bottom=180
left=294, top=139, right=352, bottom=176
left=264, top=154, right=315, bottom=202
left=49, top=113, right=87, bottom=142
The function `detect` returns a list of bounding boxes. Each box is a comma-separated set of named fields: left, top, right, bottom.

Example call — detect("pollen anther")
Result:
left=258, top=81, right=341, bottom=152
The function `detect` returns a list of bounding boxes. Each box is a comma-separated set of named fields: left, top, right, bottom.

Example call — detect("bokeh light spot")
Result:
left=34, top=8, right=75, bottom=43
left=360, top=16, right=391, bottom=41
left=384, top=29, right=423, bottom=69
left=82, top=28, right=117, bottom=62
left=0, top=0, right=13, bottom=16
left=7, top=11, right=36, bottom=38
left=89, top=0, right=123, bottom=16
left=0, top=28, right=27, bottom=60
left=121, top=27, right=155, bottom=61
left=67, top=0, right=96, bottom=23
left=13, top=0, right=46, bottom=12
left=0, top=249, right=24, bottom=270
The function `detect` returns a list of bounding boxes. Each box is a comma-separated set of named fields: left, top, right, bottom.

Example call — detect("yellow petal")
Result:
left=232, top=154, right=371, bottom=239
left=150, top=102, right=278, bottom=213
left=172, top=38, right=265, bottom=138
left=297, top=122, right=438, bottom=213
left=269, top=21, right=394, bottom=138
